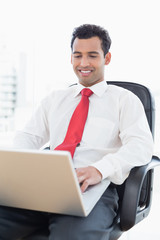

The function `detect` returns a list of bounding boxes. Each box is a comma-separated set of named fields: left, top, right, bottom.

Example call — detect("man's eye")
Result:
left=74, top=55, right=81, bottom=58
left=89, top=55, right=97, bottom=58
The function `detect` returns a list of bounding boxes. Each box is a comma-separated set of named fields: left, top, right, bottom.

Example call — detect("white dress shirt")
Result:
left=14, top=81, right=153, bottom=184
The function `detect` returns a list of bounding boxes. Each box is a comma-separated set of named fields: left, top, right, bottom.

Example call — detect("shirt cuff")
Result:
left=91, top=161, right=110, bottom=180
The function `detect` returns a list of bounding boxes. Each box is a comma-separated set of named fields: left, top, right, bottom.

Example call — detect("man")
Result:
left=0, top=24, right=153, bottom=240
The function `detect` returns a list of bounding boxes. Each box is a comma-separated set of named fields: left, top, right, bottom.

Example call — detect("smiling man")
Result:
left=71, top=26, right=111, bottom=87
left=71, top=37, right=111, bottom=87
left=0, top=24, right=153, bottom=240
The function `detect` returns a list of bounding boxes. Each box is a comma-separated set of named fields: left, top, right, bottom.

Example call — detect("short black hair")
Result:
left=71, top=24, right=111, bottom=56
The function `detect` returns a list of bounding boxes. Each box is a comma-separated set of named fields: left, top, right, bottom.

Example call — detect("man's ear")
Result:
left=71, top=54, right=73, bottom=64
left=105, top=52, right=111, bottom=65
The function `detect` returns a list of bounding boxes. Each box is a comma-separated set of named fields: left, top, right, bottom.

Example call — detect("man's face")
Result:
left=71, top=37, right=111, bottom=87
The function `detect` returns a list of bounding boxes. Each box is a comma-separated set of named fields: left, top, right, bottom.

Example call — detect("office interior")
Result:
left=0, top=0, right=160, bottom=239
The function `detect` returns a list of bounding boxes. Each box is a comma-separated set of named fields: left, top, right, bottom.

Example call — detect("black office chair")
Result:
left=107, top=82, right=160, bottom=240
left=23, top=81, right=160, bottom=240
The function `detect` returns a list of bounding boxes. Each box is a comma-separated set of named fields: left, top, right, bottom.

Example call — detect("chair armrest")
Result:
left=120, top=155, right=160, bottom=231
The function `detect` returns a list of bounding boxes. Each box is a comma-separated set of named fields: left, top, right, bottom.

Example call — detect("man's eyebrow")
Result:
left=73, top=51, right=99, bottom=54
left=73, top=51, right=81, bottom=54
left=88, top=51, right=99, bottom=54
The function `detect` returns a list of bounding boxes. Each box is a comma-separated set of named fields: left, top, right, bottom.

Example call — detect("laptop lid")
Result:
left=0, top=149, right=109, bottom=217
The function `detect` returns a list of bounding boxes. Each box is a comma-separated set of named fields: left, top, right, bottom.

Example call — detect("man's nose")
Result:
left=80, top=57, right=90, bottom=67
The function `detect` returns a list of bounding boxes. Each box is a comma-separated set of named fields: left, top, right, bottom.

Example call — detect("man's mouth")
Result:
left=78, top=69, right=93, bottom=77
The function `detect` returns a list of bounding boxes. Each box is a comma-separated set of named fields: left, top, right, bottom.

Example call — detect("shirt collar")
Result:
left=73, top=80, right=108, bottom=97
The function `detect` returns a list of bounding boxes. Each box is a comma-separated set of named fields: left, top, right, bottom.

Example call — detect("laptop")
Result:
left=0, top=149, right=110, bottom=217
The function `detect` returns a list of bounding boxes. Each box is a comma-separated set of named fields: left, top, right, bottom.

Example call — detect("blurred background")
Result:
left=0, top=0, right=160, bottom=238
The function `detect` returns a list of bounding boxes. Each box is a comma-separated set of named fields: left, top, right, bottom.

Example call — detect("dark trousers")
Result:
left=0, top=186, right=118, bottom=240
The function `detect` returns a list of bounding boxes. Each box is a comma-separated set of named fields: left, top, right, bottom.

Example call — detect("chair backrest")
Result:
left=107, top=81, right=155, bottom=136
left=107, top=81, right=155, bottom=207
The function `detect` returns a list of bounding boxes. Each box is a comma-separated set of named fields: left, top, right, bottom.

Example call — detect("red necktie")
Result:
left=54, top=88, right=93, bottom=158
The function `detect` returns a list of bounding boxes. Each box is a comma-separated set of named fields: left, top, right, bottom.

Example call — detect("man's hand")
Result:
left=75, top=166, right=102, bottom=193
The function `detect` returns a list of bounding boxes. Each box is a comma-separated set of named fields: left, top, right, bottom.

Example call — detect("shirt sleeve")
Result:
left=13, top=98, right=50, bottom=149
left=91, top=91, right=154, bottom=184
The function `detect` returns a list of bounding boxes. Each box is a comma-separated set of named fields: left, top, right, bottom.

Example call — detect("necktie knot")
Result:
left=81, top=88, right=93, bottom=97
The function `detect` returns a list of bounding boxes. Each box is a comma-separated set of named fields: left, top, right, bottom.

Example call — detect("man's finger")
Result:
left=80, top=179, right=90, bottom=193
